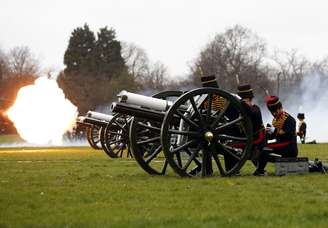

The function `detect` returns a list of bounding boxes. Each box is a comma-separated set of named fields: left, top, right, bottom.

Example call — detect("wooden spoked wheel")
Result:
left=129, top=91, right=183, bottom=175
left=87, top=125, right=102, bottom=149
left=101, top=114, right=131, bottom=158
left=161, top=88, right=253, bottom=177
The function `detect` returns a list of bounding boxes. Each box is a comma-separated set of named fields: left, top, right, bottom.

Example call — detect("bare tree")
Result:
left=121, top=42, right=149, bottom=80
left=190, top=24, right=268, bottom=92
left=272, top=49, right=311, bottom=95
left=7, top=46, right=39, bottom=76
left=121, top=42, right=178, bottom=92
left=311, top=56, right=328, bottom=75
left=145, top=62, right=168, bottom=90
left=129, top=61, right=169, bottom=91
left=0, top=49, right=8, bottom=81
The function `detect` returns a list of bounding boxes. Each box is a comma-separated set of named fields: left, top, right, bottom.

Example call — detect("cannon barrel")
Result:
left=86, top=111, right=113, bottom=122
left=77, top=116, right=108, bottom=127
left=111, top=102, right=165, bottom=122
left=118, top=90, right=173, bottom=111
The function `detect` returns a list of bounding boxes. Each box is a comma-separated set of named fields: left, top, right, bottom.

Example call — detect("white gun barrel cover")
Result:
left=117, top=90, right=173, bottom=111
left=86, top=111, right=113, bottom=122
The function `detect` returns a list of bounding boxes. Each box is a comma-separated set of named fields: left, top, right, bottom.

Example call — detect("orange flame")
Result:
left=5, top=77, right=78, bottom=145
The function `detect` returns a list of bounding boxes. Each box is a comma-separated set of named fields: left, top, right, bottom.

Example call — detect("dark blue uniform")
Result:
left=258, top=111, right=298, bottom=171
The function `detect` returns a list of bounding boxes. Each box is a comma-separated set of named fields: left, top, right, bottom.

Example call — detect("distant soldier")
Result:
left=256, top=96, right=298, bottom=175
left=297, top=113, right=307, bottom=144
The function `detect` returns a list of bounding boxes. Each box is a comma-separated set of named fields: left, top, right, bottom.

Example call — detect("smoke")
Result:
left=94, top=104, right=112, bottom=115
left=5, top=77, right=79, bottom=145
left=262, top=73, right=328, bottom=143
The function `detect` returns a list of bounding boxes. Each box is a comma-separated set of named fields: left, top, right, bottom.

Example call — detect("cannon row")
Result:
left=76, top=90, right=182, bottom=158
left=77, top=86, right=253, bottom=177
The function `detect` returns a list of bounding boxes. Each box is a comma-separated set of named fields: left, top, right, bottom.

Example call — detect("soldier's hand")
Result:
left=266, top=126, right=274, bottom=134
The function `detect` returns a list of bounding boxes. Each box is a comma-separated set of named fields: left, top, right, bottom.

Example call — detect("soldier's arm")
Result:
left=281, top=117, right=296, bottom=138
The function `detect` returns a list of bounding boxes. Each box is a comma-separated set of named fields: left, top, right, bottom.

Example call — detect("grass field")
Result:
left=0, top=135, right=328, bottom=227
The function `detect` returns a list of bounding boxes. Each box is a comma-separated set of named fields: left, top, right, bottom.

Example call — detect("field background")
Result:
left=1, top=135, right=328, bottom=227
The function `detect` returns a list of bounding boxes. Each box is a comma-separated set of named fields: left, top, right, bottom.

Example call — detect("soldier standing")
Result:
left=297, top=113, right=307, bottom=144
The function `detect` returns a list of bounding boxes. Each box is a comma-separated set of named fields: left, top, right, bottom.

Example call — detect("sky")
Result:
left=1, top=0, right=328, bottom=77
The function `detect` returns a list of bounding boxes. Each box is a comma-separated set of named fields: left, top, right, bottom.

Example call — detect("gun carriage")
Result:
left=76, top=111, right=111, bottom=150
left=76, top=90, right=178, bottom=160
left=110, top=85, right=253, bottom=177
left=110, top=90, right=183, bottom=175
left=77, top=111, right=132, bottom=158
left=103, top=90, right=182, bottom=161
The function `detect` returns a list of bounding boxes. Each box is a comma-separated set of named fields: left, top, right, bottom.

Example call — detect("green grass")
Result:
left=0, top=136, right=328, bottom=227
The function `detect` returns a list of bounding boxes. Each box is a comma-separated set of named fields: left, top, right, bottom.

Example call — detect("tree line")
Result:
left=1, top=24, right=328, bottom=132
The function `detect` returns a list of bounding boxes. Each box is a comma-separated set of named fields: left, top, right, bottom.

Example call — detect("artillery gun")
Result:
left=111, top=78, right=253, bottom=177
left=76, top=111, right=113, bottom=150
left=76, top=111, right=132, bottom=158
left=75, top=89, right=179, bottom=160
left=104, top=90, right=182, bottom=162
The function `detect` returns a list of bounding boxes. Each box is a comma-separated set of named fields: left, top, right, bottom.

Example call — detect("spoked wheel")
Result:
left=161, top=88, right=253, bottom=177
left=129, top=91, right=183, bottom=175
left=100, top=114, right=131, bottom=158
left=87, top=125, right=102, bottom=149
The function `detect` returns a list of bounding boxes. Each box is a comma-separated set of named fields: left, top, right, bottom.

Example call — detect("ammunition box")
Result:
left=274, top=157, right=309, bottom=176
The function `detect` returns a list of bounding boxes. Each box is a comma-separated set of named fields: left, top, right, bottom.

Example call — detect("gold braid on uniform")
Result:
left=272, top=112, right=289, bottom=135
left=203, top=95, right=226, bottom=111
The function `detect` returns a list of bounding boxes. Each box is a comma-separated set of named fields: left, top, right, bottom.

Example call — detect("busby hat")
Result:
left=265, top=96, right=282, bottom=112
left=237, top=84, right=254, bottom=99
left=297, top=113, right=305, bottom=120
left=200, top=74, right=218, bottom=88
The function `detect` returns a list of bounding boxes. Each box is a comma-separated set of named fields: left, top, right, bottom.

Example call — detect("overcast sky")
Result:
left=1, top=0, right=328, bottom=77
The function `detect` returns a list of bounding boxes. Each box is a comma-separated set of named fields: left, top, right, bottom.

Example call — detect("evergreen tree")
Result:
left=64, top=24, right=96, bottom=74
left=59, top=24, right=136, bottom=113
left=95, top=27, right=125, bottom=79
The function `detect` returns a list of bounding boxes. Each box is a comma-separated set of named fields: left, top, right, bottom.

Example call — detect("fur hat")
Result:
left=297, top=113, right=305, bottom=120
left=265, top=96, right=282, bottom=112
left=200, top=75, right=218, bottom=88
left=237, top=84, right=254, bottom=99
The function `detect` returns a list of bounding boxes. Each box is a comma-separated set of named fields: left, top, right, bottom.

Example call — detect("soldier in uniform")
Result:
left=255, top=96, right=298, bottom=175
left=199, top=74, right=240, bottom=175
left=198, top=74, right=220, bottom=175
left=236, top=84, right=266, bottom=167
left=297, top=113, right=307, bottom=144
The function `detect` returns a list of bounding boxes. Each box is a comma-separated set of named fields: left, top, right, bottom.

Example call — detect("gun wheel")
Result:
left=87, top=125, right=102, bottom=149
left=129, top=90, right=183, bottom=175
left=101, top=114, right=131, bottom=158
left=161, top=88, right=253, bottom=177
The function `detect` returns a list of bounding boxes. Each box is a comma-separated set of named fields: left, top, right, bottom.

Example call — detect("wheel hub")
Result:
left=204, top=131, right=214, bottom=143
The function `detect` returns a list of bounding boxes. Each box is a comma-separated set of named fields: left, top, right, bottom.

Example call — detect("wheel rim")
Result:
left=129, top=90, right=183, bottom=175
left=101, top=113, right=130, bottom=158
left=161, top=88, right=253, bottom=177
left=87, top=125, right=102, bottom=149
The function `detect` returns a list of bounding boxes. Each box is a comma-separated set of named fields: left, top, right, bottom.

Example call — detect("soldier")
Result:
left=215, top=84, right=266, bottom=175
left=198, top=74, right=220, bottom=175
left=199, top=74, right=241, bottom=175
left=237, top=84, right=266, bottom=165
left=297, top=113, right=307, bottom=144
left=255, top=96, right=298, bottom=176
